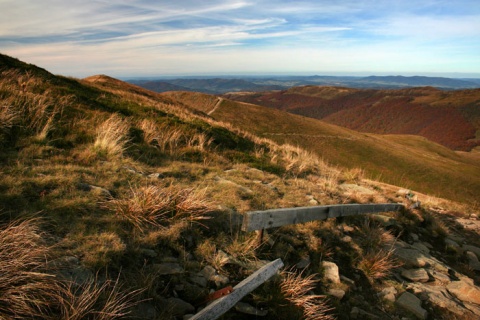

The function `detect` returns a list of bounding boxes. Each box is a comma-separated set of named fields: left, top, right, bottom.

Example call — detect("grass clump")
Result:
left=0, top=218, right=63, bottom=318
left=104, top=185, right=215, bottom=231
left=93, top=114, right=130, bottom=158
left=357, top=247, right=402, bottom=281
left=280, top=270, right=335, bottom=320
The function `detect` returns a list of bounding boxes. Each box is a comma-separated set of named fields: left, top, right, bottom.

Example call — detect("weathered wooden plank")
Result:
left=242, top=203, right=404, bottom=231
left=190, top=258, right=284, bottom=320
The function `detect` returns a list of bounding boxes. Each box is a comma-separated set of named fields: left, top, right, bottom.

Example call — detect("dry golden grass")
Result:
left=0, top=104, right=17, bottom=140
left=280, top=270, right=335, bottom=320
left=357, top=247, right=402, bottom=281
left=62, top=273, right=143, bottom=320
left=0, top=218, right=62, bottom=319
left=94, top=114, right=130, bottom=157
left=356, top=218, right=396, bottom=250
left=104, top=185, right=215, bottom=231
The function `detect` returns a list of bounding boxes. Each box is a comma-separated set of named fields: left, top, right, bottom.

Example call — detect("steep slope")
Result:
left=2, top=53, right=480, bottom=320
left=225, top=86, right=480, bottom=151
left=164, top=91, right=480, bottom=205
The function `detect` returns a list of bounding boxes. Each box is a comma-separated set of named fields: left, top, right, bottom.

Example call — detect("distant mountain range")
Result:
left=128, top=75, right=480, bottom=94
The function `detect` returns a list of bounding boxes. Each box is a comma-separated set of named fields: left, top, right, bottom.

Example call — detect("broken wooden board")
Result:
left=190, top=258, right=284, bottom=320
left=242, top=203, right=404, bottom=232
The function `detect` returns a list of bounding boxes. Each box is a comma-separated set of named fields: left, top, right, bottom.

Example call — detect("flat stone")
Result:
left=377, top=287, right=397, bottom=302
left=394, top=248, right=447, bottom=272
left=447, top=280, right=480, bottom=305
left=200, top=266, right=216, bottom=279
left=190, top=275, right=207, bottom=287
left=153, top=263, right=184, bottom=275
left=340, top=183, right=375, bottom=195
left=401, top=268, right=430, bottom=283
left=328, top=289, right=345, bottom=299
left=165, top=298, right=195, bottom=317
left=463, top=245, right=480, bottom=259
left=309, top=199, right=319, bottom=205
left=466, top=251, right=480, bottom=271
left=411, top=233, right=420, bottom=242
left=322, top=261, right=341, bottom=284
left=235, top=302, right=268, bottom=316
left=396, top=292, right=427, bottom=319
left=412, top=243, right=430, bottom=254
left=296, top=256, right=311, bottom=269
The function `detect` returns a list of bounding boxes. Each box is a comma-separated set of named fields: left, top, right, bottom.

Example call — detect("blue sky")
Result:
left=1, top=0, right=479, bottom=77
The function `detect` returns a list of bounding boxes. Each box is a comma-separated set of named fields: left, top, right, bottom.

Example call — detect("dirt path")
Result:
left=208, top=97, right=223, bottom=115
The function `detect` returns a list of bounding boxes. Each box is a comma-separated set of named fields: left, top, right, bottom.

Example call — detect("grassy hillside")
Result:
left=165, top=92, right=480, bottom=206
left=224, top=86, right=480, bottom=151
left=2, top=53, right=480, bottom=320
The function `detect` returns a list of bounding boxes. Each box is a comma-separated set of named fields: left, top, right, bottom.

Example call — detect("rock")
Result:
left=148, top=173, right=164, bottom=179
left=350, top=307, right=360, bottom=319
left=411, top=233, right=420, bottom=242
left=466, top=251, right=480, bottom=271
left=412, top=243, right=430, bottom=254
left=396, top=292, right=427, bottom=319
left=235, top=302, right=268, bottom=316
left=328, top=288, right=345, bottom=299
left=401, top=268, right=430, bottom=283
left=341, top=235, right=352, bottom=243
left=165, top=298, right=195, bottom=317
left=214, top=176, right=253, bottom=196
left=322, top=261, right=340, bottom=284
left=341, top=275, right=356, bottom=288
left=211, top=274, right=229, bottom=288
left=199, top=266, right=229, bottom=287
left=447, top=280, right=480, bottom=305
left=430, top=270, right=451, bottom=284
left=76, top=183, right=112, bottom=197
left=394, top=248, right=448, bottom=272
left=153, top=263, right=184, bottom=275
left=135, top=302, right=156, bottom=319
left=296, top=255, right=311, bottom=269
left=378, top=287, right=397, bottom=302
left=470, top=214, right=478, bottom=220
left=177, top=282, right=208, bottom=303
left=190, top=275, right=207, bottom=287
left=309, top=199, right=319, bottom=205
left=462, top=245, right=480, bottom=259
left=456, top=218, right=480, bottom=233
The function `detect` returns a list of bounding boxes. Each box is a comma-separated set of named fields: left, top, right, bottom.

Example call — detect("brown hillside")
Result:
left=224, top=86, right=480, bottom=151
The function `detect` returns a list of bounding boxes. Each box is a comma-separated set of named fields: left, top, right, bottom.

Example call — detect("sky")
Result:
left=1, top=0, right=480, bottom=78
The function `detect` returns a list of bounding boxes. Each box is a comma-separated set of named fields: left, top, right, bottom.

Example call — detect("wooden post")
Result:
left=190, top=258, right=284, bottom=320
left=242, top=203, right=404, bottom=232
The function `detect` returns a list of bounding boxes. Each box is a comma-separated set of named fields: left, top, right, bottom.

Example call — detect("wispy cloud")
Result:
left=1, top=0, right=479, bottom=77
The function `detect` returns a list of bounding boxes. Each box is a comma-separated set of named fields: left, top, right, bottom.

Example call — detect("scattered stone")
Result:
left=340, top=275, right=356, bottom=288
left=465, top=251, right=480, bottom=271
left=401, top=268, right=430, bottom=283
left=447, top=280, right=480, bottom=305
left=394, top=247, right=447, bottom=272
left=165, top=298, right=195, bottom=317
left=430, top=270, right=450, bottom=284
left=190, top=275, right=207, bottom=287
left=148, top=173, right=164, bottom=179
left=76, top=183, right=112, bottom=197
left=328, top=288, right=346, bottom=299
left=296, top=255, right=311, bottom=269
left=139, top=249, right=157, bottom=258
left=378, top=287, right=397, bottom=302
left=235, top=302, right=268, bottom=316
left=462, top=245, right=480, bottom=259
left=309, top=199, right=319, bottom=205
left=200, top=266, right=216, bottom=280
left=396, top=292, right=427, bottom=319
left=350, top=307, right=360, bottom=319
left=411, top=233, right=420, bottom=242
left=135, top=302, right=157, bottom=319
left=470, top=214, right=478, bottom=220
left=410, top=201, right=421, bottom=209
left=199, top=266, right=229, bottom=287
left=322, top=261, right=341, bottom=284
left=412, top=243, right=430, bottom=254
left=214, top=176, right=253, bottom=196
left=341, top=235, right=352, bottom=243
left=153, top=263, right=184, bottom=275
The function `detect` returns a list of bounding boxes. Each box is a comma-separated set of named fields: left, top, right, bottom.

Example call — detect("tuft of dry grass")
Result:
left=0, top=218, right=64, bottom=319
left=280, top=270, right=335, bottom=320
left=62, top=273, right=143, bottom=320
left=104, top=185, right=215, bottom=231
left=0, top=104, right=17, bottom=141
left=357, top=247, right=402, bottom=281
left=356, top=218, right=396, bottom=250
left=94, top=114, right=130, bottom=157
